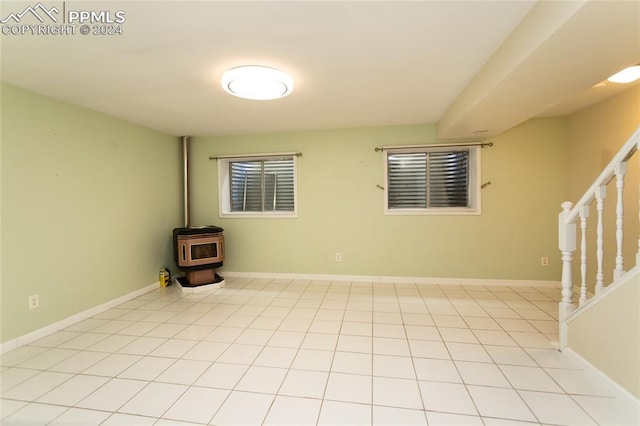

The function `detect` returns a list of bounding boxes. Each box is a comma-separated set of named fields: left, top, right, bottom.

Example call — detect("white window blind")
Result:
left=229, top=158, right=295, bottom=212
left=385, top=147, right=479, bottom=215
left=217, top=153, right=298, bottom=218
left=428, top=151, right=469, bottom=207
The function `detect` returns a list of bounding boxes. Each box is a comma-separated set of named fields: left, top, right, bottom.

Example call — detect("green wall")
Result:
left=0, top=84, right=183, bottom=344
left=191, top=118, right=567, bottom=281
left=568, top=273, right=640, bottom=399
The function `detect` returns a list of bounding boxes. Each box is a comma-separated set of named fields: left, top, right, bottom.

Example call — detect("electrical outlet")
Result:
left=28, top=294, right=39, bottom=310
left=335, top=252, right=342, bottom=262
left=541, top=256, right=549, bottom=266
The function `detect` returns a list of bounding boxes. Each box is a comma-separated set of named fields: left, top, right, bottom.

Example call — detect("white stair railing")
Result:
left=558, top=126, right=639, bottom=349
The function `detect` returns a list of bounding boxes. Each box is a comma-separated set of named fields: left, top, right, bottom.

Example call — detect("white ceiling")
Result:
left=1, top=1, right=638, bottom=138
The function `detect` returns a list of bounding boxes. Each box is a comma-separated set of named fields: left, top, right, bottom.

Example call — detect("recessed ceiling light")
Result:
left=221, top=65, right=293, bottom=100
left=607, top=65, right=640, bottom=84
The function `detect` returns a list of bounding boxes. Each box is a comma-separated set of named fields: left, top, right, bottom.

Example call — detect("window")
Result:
left=218, top=154, right=297, bottom=217
left=384, top=146, right=480, bottom=215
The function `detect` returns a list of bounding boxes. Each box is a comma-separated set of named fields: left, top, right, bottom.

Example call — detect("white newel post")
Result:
left=559, top=201, right=576, bottom=349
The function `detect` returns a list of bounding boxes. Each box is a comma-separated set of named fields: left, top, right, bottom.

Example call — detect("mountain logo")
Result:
left=1, top=2, right=60, bottom=24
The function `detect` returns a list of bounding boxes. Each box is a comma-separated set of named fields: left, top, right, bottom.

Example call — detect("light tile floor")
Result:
left=2, top=277, right=639, bottom=425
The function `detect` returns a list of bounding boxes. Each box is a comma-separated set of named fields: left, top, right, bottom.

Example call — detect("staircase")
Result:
left=557, top=126, right=639, bottom=399
left=558, top=125, right=639, bottom=347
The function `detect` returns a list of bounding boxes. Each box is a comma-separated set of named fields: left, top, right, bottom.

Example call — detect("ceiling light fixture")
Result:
left=221, top=65, right=293, bottom=100
left=607, top=65, right=640, bottom=84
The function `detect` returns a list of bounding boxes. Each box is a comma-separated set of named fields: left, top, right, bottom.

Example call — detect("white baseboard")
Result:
left=221, top=271, right=560, bottom=288
left=563, top=347, right=640, bottom=406
left=0, top=281, right=159, bottom=355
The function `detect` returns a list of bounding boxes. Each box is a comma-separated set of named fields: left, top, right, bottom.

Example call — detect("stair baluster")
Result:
left=595, top=185, right=606, bottom=294
left=614, top=163, right=626, bottom=281
left=579, top=206, right=589, bottom=306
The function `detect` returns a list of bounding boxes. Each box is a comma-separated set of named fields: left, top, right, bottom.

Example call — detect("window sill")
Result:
left=219, top=211, right=298, bottom=219
left=384, top=208, right=481, bottom=216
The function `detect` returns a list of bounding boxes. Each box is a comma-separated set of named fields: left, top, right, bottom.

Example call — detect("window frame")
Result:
left=383, top=145, right=481, bottom=216
left=217, top=154, right=298, bottom=219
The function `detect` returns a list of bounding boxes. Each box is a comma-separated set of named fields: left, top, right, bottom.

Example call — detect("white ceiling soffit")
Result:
left=438, top=0, right=640, bottom=139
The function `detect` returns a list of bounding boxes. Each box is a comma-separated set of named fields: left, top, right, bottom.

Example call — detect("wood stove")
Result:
left=173, top=226, right=224, bottom=286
